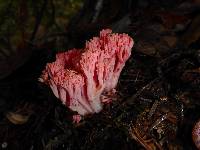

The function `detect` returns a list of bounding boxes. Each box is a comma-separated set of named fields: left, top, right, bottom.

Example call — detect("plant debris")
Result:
left=0, top=0, right=200, bottom=149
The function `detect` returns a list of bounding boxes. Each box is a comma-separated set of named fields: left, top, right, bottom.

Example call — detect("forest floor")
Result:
left=0, top=0, right=200, bottom=149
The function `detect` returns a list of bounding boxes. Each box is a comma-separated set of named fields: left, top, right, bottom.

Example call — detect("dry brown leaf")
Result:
left=6, top=112, right=30, bottom=125
left=156, top=12, right=189, bottom=29
left=181, top=14, right=200, bottom=47
left=135, top=35, right=177, bottom=57
left=181, top=67, right=200, bottom=86
left=135, top=40, right=157, bottom=56
left=163, top=35, right=177, bottom=47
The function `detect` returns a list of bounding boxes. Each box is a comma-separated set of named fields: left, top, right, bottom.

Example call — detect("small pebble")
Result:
left=1, top=142, right=8, bottom=149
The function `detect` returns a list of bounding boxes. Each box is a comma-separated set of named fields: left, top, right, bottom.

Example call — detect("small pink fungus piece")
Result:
left=73, top=115, right=82, bottom=123
left=192, top=120, right=200, bottom=149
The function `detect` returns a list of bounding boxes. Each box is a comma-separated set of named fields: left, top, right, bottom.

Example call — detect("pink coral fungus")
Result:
left=40, top=29, right=134, bottom=116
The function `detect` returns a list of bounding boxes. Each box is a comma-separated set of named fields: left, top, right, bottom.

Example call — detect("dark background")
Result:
left=0, top=0, right=200, bottom=149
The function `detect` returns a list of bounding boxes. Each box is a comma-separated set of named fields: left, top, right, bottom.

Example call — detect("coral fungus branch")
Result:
left=40, top=29, right=134, bottom=118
